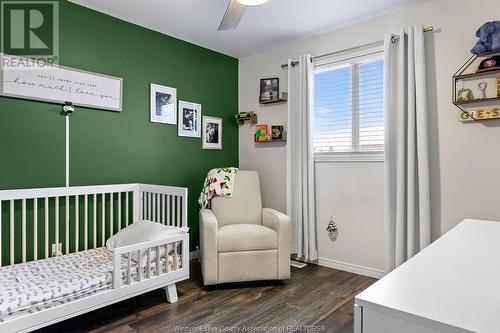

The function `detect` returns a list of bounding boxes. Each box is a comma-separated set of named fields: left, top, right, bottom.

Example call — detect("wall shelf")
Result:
left=254, top=131, right=287, bottom=143
left=236, top=115, right=257, bottom=125
left=454, top=96, right=500, bottom=106
left=452, top=51, right=500, bottom=121
left=259, top=99, right=287, bottom=105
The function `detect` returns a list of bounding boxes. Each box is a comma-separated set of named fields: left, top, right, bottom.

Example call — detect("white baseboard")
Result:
left=318, top=257, right=385, bottom=279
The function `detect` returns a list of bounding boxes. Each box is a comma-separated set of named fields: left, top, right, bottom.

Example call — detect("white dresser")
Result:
left=355, top=219, right=500, bottom=333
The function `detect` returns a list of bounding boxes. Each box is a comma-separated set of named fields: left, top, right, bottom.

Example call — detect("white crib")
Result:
left=0, top=183, right=189, bottom=333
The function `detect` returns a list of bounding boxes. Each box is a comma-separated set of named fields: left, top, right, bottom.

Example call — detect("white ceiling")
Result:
left=70, top=0, right=425, bottom=58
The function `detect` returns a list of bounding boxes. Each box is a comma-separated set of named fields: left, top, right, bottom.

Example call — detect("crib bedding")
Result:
left=0, top=247, right=181, bottom=322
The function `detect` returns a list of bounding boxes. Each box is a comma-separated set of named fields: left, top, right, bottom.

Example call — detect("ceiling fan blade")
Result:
left=218, top=0, right=247, bottom=31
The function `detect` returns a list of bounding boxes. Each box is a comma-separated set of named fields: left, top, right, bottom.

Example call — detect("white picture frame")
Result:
left=178, top=101, right=202, bottom=138
left=202, top=116, right=223, bottom=150
left=150, top=83, right=177, bottom=124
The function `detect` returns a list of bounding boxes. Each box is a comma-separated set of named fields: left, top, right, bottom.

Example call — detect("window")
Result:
left=314, top=45, right=384, bottom=161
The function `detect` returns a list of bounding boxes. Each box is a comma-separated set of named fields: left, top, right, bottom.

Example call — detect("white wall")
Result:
left=239, top=0, right=500, bottom=276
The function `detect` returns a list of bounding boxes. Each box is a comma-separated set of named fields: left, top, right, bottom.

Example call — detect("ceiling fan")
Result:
left=218, top=0, right=269, bottom=31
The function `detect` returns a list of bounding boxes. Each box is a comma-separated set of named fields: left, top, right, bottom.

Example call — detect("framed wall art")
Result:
left=178, top=101, right=201, bottom=138
left=150, top=83, right=177, bottom=124
left=202, top=116, right=222, bottom=150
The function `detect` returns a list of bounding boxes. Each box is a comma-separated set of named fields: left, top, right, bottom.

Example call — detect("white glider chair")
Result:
left=199, top=171, right=291, bottom=285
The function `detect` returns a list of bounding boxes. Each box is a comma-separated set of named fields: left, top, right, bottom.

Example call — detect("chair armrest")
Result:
left=262, top=208, right=291, bottom=279
left=199, top=209, right=219, bottom=285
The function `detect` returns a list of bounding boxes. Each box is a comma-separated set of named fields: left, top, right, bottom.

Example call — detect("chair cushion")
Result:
left=217, top=224, right=277, bottom=252
left=212, top=171, right=262, bottom=227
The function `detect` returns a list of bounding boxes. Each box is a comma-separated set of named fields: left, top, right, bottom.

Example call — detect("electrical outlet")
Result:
left=51, top=243, right=62, bottom=256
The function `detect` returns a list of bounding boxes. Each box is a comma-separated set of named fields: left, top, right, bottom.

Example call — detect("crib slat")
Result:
left=156, top=246, right=160, bottom=276
left=65, top=196, right=69, bottom=255
left=9, top=200, right=14, bottom=265
left=22, top=199, right=26, bottom=263
left=55, top=197, right=59, bottom=256
left=110, top=193, right=114, bottom=237
left=75, top=195, right=79, bottom=252
left=10, top=200, right=14, bottom=265
left=45, top=198, right=49, bottom=259
left=138, top=250, right=142, bottom=282
left=148, top=192, right=152, bottom=220
left=118, top=192, right=122, bottom=231
left=176, top=196, right=181, bottom=228
left=125, top=192, right=129, bottom=226
left=165, top=243, right=169, bottom=273
left=141, top=192, right=145, bottom=220
left=84, top=195, right=88, bottom=251
left=147, top=248, right=151, bottom=279
left=93, top=194, right=97, bottom=249
left=166, top=195, right=171, bottom=226
left=128, top=253, right=132, bottom=285
left=156, top=193, right=160, bottom=222
left=174, top=241, right=178, bottom=270
left=101, top=193, right=105, bottom=246
left=161, top=195, right=165, bottom=224
left=33, top=199, right=38, bottom=261
left=0, top=201, right=2, bottom=267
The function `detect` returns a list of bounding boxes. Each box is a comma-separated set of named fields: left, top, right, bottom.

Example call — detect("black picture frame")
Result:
left=259, top=78, right=279, bottom=102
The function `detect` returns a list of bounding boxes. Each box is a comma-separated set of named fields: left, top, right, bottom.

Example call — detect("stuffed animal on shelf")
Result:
left=471, top=21, right=500, bottom=54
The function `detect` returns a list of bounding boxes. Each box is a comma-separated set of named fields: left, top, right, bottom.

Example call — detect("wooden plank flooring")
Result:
left=38, top=262, right=375, bottom=333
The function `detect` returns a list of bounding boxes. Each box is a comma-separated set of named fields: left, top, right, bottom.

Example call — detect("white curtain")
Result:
left=286, top=54, right=317, bottom=262
left=384, top=26, right=431, bottom=272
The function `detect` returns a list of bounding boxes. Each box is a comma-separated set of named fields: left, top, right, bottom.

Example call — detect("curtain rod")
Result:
left=281, top=26, right=433, bottom=69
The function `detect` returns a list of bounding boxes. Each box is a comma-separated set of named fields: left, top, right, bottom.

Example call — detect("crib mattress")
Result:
left=0, top=247, right=180, bottom=322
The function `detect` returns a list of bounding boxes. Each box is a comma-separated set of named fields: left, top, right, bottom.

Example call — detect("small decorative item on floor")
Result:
left=326, top=217, right=338, bottom=241
left=255, top=124, right=268, bottom=141
left=271, top=125, right=284, bottom=140
left=470, top=21, right=500, bottom=54
left=202, top=116, right=223, bottom=150
left=259, top=78, right=279, bottom=102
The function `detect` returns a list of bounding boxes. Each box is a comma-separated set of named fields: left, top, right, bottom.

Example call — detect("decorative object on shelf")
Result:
left=202, top=116, right=223, bottom=150
left=235, top=111, right=257, bottom=125
left=476, top=55, right=500, bottom=72
left=478, top=81, right=488, bottom=99
left=259, top=78, right=279, bottom=103
left=271, top=125, right=284, bottom=140
left=0, top=54, right=123, bottom=112
left=457, top=88, right=474, bottom=102
left=150, top=84, right=177, bottom=124
left=471, top=21, right=500, bottom=54
left=281, top=92, right=288, bottom=101
left=452, top=50, right=500, bottom=121
left=326, top=218, right=338, bottom=241
left=255, top=124, right=268, bottom=142
left=460, top=107, right=500, bottom=122
left=178, top=101, right=201, bottom=138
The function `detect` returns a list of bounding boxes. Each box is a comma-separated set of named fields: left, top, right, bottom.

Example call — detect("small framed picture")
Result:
left=150, top=83, right=177, bottom=124
left=259, top=78, right=279, bottom=102
left=202, top=116, right=222, bottom=150
left=178, top=101, right=201, bottom=138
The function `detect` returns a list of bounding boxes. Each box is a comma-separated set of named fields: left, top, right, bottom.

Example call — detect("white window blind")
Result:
left=313, top=45, right=384, bottom=161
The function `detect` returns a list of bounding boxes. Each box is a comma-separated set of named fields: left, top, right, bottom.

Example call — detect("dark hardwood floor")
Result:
left=38, top=262, right=375, bottom=333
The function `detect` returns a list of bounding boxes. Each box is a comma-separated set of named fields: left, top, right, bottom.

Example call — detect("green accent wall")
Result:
left=0, top=0, right=238, bottom=261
